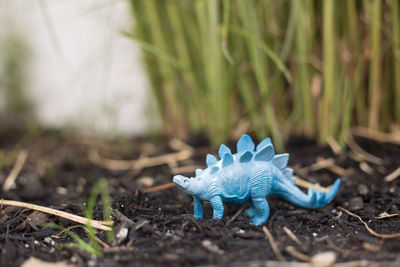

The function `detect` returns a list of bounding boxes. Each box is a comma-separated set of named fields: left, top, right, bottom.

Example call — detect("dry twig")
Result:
left=384, top=167, right=400, bottom=182
left=283, top=227, right=307, bottom=251
left=294, top=176, right=329, bottom=193
left=3, top=150, right=28, bottom=191
left=374, top=212, right=399, bottom=220
left=352, top=127, right=400, bottom=145
left=285, top=246, right=310, bottom=262
left=338, top=206, right=400, bottom=239
left=346, top=134, right=383, bottom=165
left=225, top=207, right=244, bottom=226
left=1, top=200, right=113, bottom=231
left=88, top=148, right=192, bottom=171
left=262, top=226, right=286, bottom=262
left=141, top=182, right=175, bottom=194
left=327, top=136, right=342, bottom=155
left=171, top=165, right=205, bottom=174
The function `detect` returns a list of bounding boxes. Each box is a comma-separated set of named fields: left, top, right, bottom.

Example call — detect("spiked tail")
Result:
left=272, top=177, right=340, bottom=209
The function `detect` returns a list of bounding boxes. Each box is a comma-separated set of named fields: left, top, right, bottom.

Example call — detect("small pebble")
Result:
left=348, top=197, right=364, bottom=211
left=357, top=184, right=369, bottom=196
left=312, top=233, right=317, bottom=237
left=142, top=223, right=155, bottom=235
left=137, top=176, right=154, bottom=187
left=310, top=251, right=336, bottom=266
left=56, top=186, right=68, bottom=195
left=202, top=240, right=223, bottom=255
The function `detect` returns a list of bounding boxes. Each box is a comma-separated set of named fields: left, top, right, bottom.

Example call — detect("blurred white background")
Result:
left=0, top=0, right=152, bottom=135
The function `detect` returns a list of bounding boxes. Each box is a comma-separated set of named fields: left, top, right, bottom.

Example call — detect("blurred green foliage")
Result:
left=0, top=31, right=32, bottom=125
left=129, top=0, right=400, bottom=150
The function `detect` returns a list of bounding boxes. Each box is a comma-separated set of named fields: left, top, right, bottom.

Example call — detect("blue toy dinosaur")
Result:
left=173, top=134, right=340, bottom=225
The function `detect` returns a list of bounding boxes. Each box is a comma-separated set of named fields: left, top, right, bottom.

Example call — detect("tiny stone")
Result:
left=238, top=229, right=245, bottom=234
left=163, top=253, right=179, bottom=261
left=56, top=186, right=68, bottom=195
left=348, top=197, right=364, bottom=211
left=310, top=251, right=336, bottom=266
left=24, top=244, right=29, bottom=248
left=357, top=184, right=369, bottom=196
left=312, top=233, right=317, bottom=237
left=142, top=223, right=155, bottom=235
left=44, top=237, right=52, bottom=244
left=137, top=176, right=154, bottom=187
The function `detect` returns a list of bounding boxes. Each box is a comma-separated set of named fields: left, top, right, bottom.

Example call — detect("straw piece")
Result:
left=346, top=134, right=383, bottom=165
left=142, top=182, right=175, bottom=194
left=262, top=226, right=286, bottom=262
left=384, top=167, right=400, bottom=182
left=283, top=227, right=307, bottom=251
left=352, top=127, right=400, bottom=145
left=88, top=148, right=192, bottom=171
left=171, top=165, right=205, bottom=174
left=3, top=150, right=28, bottom=191
left=327, top=136, right=342, bottom=155
left=1, top=200, right=113, bottom=231
left=338, top=206, right=400, bottom=238
left=285, top=246, right=310, bottom=262
left=294, top=176, right=329, bottom=193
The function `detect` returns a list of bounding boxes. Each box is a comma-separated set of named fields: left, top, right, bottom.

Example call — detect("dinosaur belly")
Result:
left=222, top=193, right=251, bottom=205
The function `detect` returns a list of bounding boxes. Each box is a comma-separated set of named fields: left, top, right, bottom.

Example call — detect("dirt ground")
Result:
left=0, top=129, right=399, bottom=266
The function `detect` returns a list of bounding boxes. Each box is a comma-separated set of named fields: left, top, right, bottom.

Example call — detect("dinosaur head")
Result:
left=173, top=175, right=199, bottom=196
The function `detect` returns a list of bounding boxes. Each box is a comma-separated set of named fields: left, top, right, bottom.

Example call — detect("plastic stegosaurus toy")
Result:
left=173, top=134, right=340, bottom=225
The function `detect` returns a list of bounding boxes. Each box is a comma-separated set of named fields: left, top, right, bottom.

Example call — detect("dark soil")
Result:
left=0, top=129, right=400, bottom=266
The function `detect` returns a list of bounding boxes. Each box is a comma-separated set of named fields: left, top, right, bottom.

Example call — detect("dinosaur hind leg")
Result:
left=245, top=203, right=257, bottom=218
left=249, top=197, right=270, bottom=226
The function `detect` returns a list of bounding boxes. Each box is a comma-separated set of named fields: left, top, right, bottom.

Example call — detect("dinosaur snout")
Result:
left=173, top=175, right=190, bottom=189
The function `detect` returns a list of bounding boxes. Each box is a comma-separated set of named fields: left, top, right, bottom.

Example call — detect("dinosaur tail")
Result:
left=271, top=174, right=340, bottom=209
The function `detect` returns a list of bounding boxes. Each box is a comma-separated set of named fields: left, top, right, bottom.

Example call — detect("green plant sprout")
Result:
left=47, top=178, right=114, bottom=257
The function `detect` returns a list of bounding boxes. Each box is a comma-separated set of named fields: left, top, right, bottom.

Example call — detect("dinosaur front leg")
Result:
left=210, top=195, right=224, bottom=219
left=250, top=197, right=270, bottom=226
left=193, top=197, right=204, bottom=219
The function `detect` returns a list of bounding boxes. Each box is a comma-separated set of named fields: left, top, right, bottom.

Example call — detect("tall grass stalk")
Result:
left=129, top=0, right=399, bottom=150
